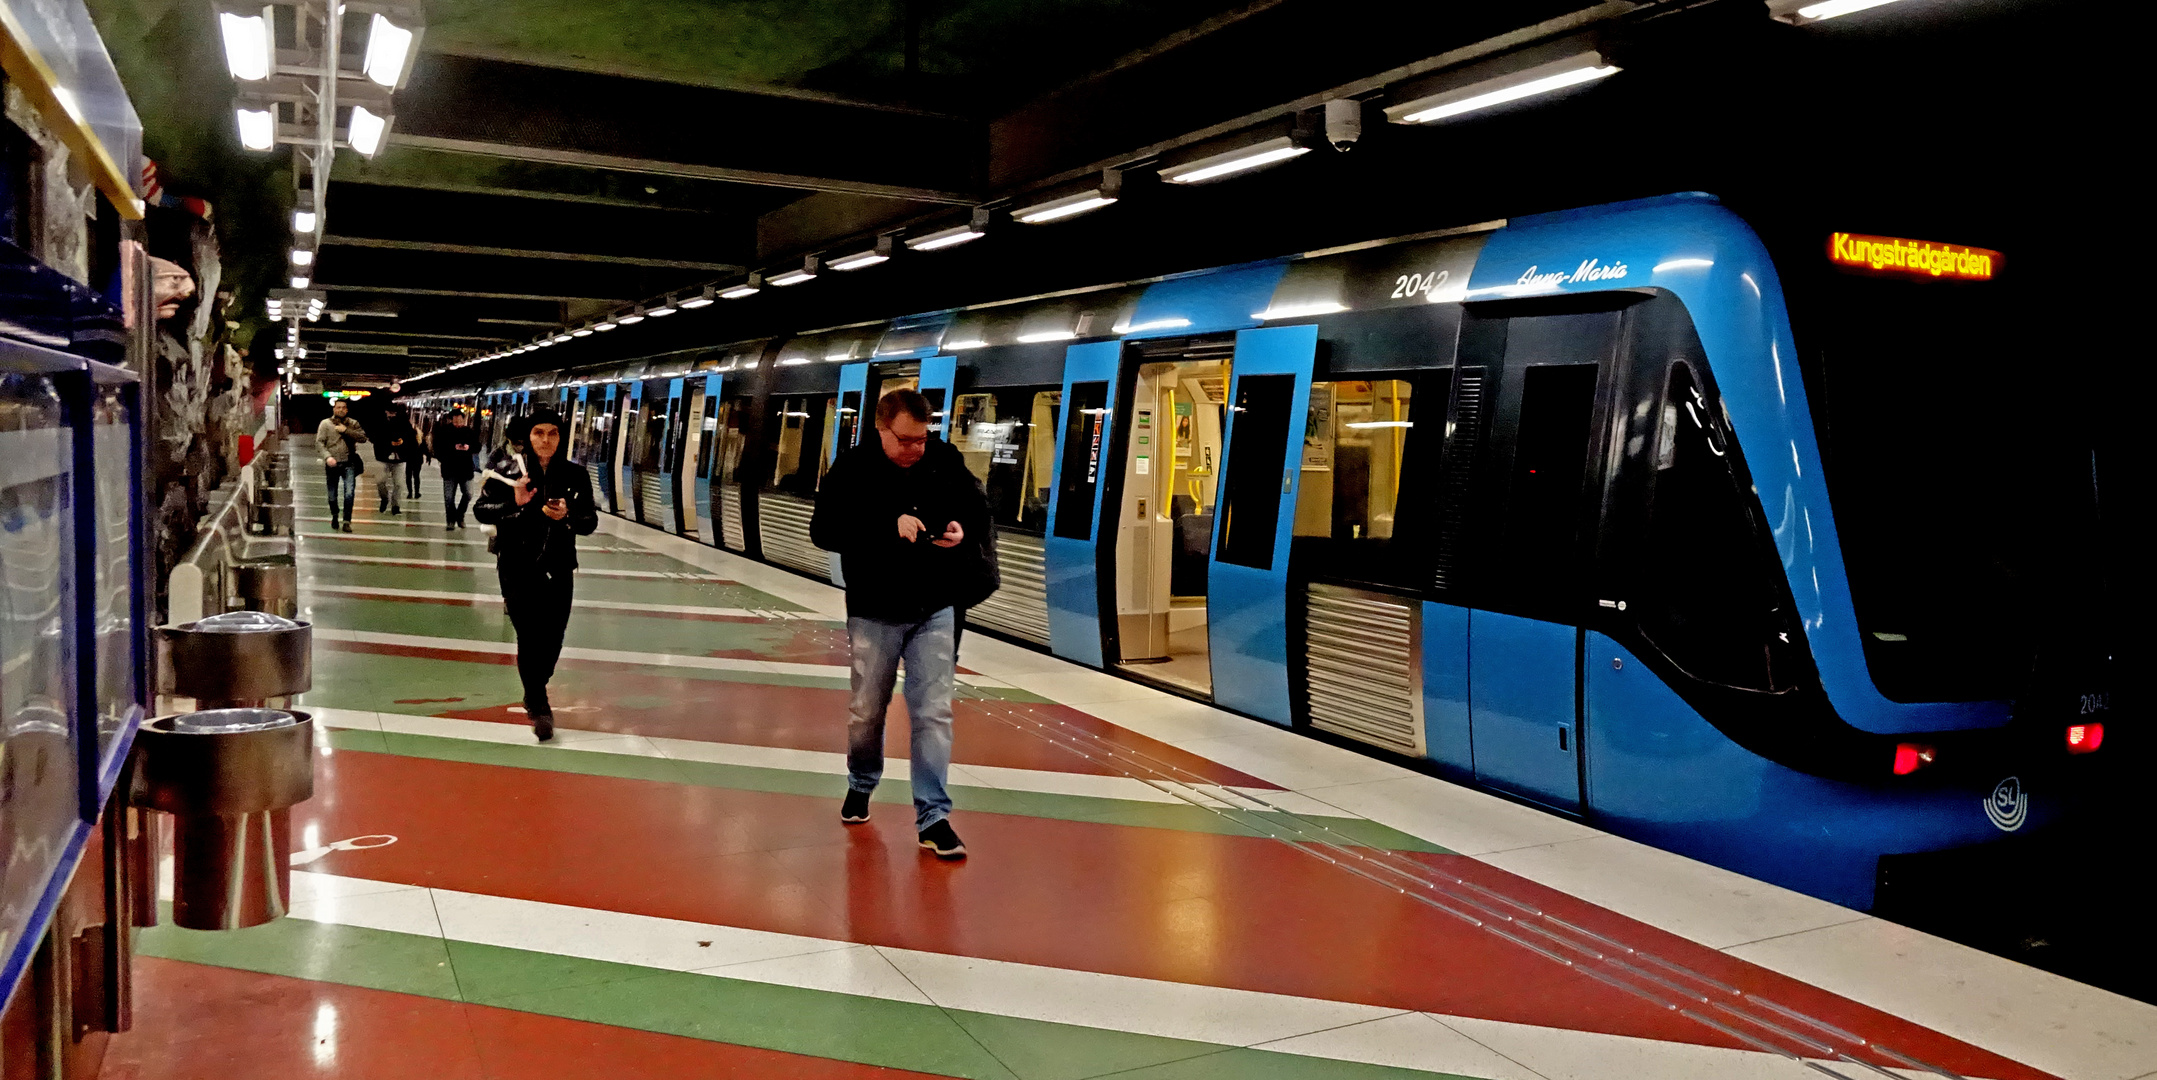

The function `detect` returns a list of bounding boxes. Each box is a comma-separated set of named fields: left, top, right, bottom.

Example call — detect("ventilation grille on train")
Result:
left=967, top=529, right=1050, bottom=645
left=718, top=485, right=745, bottom=552
left=584, top=462, right=607, bottom=508
left=1429, top=368, right=1485, bottom=592
left=1303, top=583, right=1425, bottom=757
left=758, top=492, right=828, bottom=579
left=637, top=471, right=668, bottom=527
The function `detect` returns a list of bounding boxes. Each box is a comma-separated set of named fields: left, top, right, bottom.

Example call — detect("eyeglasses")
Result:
left=887, top=432, right=929, bottom=448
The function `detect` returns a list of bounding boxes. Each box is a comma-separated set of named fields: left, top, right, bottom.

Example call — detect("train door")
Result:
left=1043, top=342, right=1121, bottom=667
left=1105, top=337, right=1234, bottom=695
left=677, top=376, right=708, bottom=538
left=1205, top=326, right=1319, bottom=722
left=640, top=377, right=681, bottom=530
left=613, top=382, right=640, bottom=518
left=1456, top=305, right=1624, bottom=811
left=833, top=363, right=868, bottom=455
left=593, top=384, right=619, bottom=513
left=708, top=392, right=749, bottom=550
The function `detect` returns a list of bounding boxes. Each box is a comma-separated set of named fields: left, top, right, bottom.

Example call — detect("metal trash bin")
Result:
left=258, top=503, right=296, bottom=535
left=233, top=556, right=299, bottom=617
left=132, top=708, right=313, bottom=929
left=139, top=611, right=316, bottom=929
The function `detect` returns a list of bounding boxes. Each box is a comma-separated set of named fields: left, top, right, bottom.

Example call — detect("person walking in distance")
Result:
left=472, top=409, right=596, bottom=741
left=811, top=390, right=997, bottom=858
left=402, top=407, right=426, bottom=500
left=315, top=398, right=368, bottom=532
left=373, top=408, right=414, bottom=516
left=433, top=409, right=478, bottom=529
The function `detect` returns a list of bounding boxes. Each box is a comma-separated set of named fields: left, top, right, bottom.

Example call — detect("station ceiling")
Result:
left=89, top=0, right=2114, bottom=389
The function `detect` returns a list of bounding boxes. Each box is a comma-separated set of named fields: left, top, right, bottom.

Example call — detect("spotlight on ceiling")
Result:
left=362, top=11, right=423, bottom=89
left=217, top=8, right=271, bottom=81
left=236, top=107, right=276, bottom=151
left=290, top=275, right=310, bottom=289
left=347, top=105, right=389, bottom=156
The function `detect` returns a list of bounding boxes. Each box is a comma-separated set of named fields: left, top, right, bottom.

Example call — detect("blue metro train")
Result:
left=432, top=193, right=2113, bottom=910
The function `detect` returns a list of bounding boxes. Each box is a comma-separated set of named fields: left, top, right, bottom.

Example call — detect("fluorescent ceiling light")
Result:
left=219, top=12, right=271, bottom=81
left=348, top=106, right=387, bottom=156
left=829, top=251, right=888, bottom=271
left=617, top=309, right=646, bottom=325
left=1016, top=329, right=1076, bottom=343
left=1014, top=193, right=1115, bottom=225
left=552, top=334, right=572, bottom=344
left=944, top=339, right=988, bottom=350
left=571, top=328, right=593, bottom=337
left=908, top=224, right=985, bottom=251
left=268, top=313, right=283, bottom=322
left=679, top=287, right=716, bottom=309
left=594, top=320, right=618, bottom=331
left=362, top=14, right=415, bottom=88
left=768, top=268, right=816, bottom=287
left=1162, top=137, right=1310, bottom=184
left=1254, top=301, right=1348, bottom=320
left=237, top=108, right=276, bottom=151
left=649, top=302, right=678, bottom=316
left=720, top=283, right=760, bottom=299
left=290, top=276, right=309, bottom=288
left=291, top=249, right=314, bottom=266
left=1795, top=0, right=1904, bottom=18
left=1393, top=53, right=1618, bottom=125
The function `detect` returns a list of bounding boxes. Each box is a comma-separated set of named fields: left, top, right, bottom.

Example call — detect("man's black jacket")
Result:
left=373, top=420, right=417, bottom=465
left=811, top=438, right=998, bottom=623
left=473, top=452, right=599, bottom=575
left=432, top=424, right=478, bottom=480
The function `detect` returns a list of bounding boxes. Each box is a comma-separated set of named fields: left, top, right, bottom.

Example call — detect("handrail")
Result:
left=168, top=418, right=281, bottom=625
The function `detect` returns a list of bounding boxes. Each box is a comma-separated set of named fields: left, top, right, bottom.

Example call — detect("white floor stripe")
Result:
left=303, top=551, right=726, bottom=580
left=310, top=627, right=1003, bottom=688
left=306, top=583, right=827, bottom=620
left=282, top=871, right=1933, bottom=1080
left=299, top=531, right=667, bottom=554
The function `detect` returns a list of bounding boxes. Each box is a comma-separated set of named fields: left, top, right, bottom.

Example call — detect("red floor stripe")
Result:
left=103, top=958, right=954, bottom=1080
left=295, top=748, right=2051, bottom=1080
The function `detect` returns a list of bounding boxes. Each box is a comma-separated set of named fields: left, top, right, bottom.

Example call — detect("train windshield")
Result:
left=1802, top=270, right=2105, bottom=704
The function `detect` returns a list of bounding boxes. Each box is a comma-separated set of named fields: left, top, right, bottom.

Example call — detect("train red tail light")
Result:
left=2066, top=723, right=2105, bottom=754
left=1892, top=742, right=1936, bottom=775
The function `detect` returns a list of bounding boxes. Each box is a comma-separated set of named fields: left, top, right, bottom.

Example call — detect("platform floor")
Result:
left=101, top=453, right=2157, bottom=1080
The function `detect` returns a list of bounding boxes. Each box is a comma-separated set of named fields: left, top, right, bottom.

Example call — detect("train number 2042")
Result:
left=2079, top=692, right=2111, bottom=715
left=1390, top=270, right=1451, bottom=300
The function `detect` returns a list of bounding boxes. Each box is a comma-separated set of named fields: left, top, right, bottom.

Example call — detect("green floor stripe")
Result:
left=321, top=729, right=1449, bottom=853
left=305, top=646, right=853, bottom=717
left=297, top=557, right=805, bottom=609
left=141, top=917, right=1484, bottom=1080
left=305, top=541, right=698, bottom=574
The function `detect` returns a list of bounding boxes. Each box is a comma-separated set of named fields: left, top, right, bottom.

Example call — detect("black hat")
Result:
left=527, top=408, right=564, bottom=432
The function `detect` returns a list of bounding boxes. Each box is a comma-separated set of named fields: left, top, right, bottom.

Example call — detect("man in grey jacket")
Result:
left=315, top=398, right=369, bottom=532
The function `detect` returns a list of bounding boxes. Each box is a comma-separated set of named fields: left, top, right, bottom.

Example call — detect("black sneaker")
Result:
left=917, top=819, right=966, bottom=859
left=840, top=789, right=871, bottom=823
left=530, top=709, right=554, bottom=742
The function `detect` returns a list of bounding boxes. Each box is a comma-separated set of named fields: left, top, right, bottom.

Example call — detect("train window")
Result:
left=1292, top=376, right=1445, bottom=588
left=1638, top=363, right=1788, bottom=691
left=766, top=394, right=833, bottom=496
left=950, top=388, right=1061, bottom=532
left=1053, top=381, right=1109, bottom=540
left=712, top=399, right=749, bottom=484
left=1489, top=364, right=1599, bottom=614
left=1216, top=374, right=1295, bottom=570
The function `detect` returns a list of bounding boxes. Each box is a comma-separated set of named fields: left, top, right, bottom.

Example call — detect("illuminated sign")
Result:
left=1829, top=233, right=2000, bottom=281
left=320, top=390, right=368, bottom=400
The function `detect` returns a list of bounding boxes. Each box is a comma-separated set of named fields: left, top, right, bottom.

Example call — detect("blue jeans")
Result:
left=323, top=460, right=359, bottom=523
left=442, top=474, right=472, bottom=525
left=846, top=608, right=956, bottom=830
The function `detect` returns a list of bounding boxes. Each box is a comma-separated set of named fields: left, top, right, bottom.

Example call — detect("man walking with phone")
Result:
left=473, top=409, right=597, bottom=741
left=433, top=409, right=478, bottom=529
left=811, top=389, right=997, bottom=858
left=314, top=398, right=368, bottom=532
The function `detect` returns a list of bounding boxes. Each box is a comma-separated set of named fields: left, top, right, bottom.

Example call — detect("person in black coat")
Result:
left=810, top=389, right=997, bottom=857
left=372, top=409, right=418, bottom=515
left=472, top=408, right=598, bottom=741
left=432, top=410, right=479, bottom=529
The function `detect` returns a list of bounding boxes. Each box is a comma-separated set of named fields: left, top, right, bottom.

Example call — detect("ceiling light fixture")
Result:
left=348, top=105, right=388, bottom=156
left=679, top=286, right=717, bottom=309
left=291, top=248, right=314, bottom=267
left=1161, top=136, right=1309, bottom=185
left=648, top=298, right=679, bottom=316
left=1783, top=0, right=1907, bottom=19
left=830, top=236, right=897, bottom=271
left=617, top=307, right=647, bottom=325
left=236, top=108, right=276, bottom=151
left=571, top=327, right=593, bottom=337
left=769, top=257, right=821, bottom=287
left=908, top=208, right=994, bottom=251
left=290, top=275, right=310, bottom=289
left=218, top=11, right=272, bottom=81
left=1387, top=49, right=1618, bottom=125
left=362, top=13, right=419, bottom=88
left=721, top=274, right=763, bottom=299
left=1015, top=171, right=1124, bottom=225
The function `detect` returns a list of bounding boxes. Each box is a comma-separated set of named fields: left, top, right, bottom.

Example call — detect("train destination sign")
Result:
left=1828, top=232, right=2000, bottom=281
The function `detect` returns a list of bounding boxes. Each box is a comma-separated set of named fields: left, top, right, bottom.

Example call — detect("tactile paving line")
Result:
left=956, top=693, right=1964, bottom=1080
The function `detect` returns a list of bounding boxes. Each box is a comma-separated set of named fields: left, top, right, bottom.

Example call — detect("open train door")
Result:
left=1206, top=325, right=1318, bottom=725
left=1043, top=341, right=1122, bottom=668
left=612, top=381, right=640, bottom=518
left=688, top=372, right=722, bottom=541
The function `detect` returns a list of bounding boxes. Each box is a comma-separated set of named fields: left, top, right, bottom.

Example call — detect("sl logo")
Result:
left=1984, top=776, right=2027, bottom=832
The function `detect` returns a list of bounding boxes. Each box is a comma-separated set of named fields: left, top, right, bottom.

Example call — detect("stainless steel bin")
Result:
left=132, top=708, right=314, bottom=929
